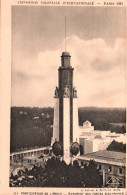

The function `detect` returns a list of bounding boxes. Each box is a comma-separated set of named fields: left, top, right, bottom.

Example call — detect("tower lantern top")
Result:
left=62, top=52, right=70, bottom=56
left=61, top=52, right=71, bottom=68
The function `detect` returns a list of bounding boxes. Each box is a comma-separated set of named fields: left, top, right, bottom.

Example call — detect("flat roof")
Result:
left=77, top=150, right=126, bottom=166
left=10, top=146, right=52, bottom=156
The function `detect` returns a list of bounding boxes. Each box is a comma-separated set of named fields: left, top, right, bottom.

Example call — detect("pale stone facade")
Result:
left=63, top=98, right=70, bottom=164
left=52, top=98, right=59, bottom=144
left=79, top=120, right=126, bottom=154
left=73, top=98, right=79, bottom=143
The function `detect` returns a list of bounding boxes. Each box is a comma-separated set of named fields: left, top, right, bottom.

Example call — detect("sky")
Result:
left=11, top=6, right=126, bottom=108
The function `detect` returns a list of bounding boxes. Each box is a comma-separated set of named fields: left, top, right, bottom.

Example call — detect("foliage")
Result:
left=10, top=107, right=53, bottom=152
left=79, top=107, right=126, bottom=130
left=44, top=158, right=102, bottom=187
left=107, top=140, right=126, bottom=153
left=110, top=124, right=126, bottom=134
left=84, top=160, right=102, bottom=187
left=15, top=157, right=102, bottom=187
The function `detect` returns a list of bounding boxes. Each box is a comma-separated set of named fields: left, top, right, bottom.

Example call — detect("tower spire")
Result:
left=65, top=16, right=66, bottom=52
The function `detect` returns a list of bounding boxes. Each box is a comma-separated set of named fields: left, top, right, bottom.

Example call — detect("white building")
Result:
left=79, top=120, right=126, bottom=154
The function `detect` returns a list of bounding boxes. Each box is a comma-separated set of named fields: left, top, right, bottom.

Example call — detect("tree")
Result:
left=14, top=157, right=101, bottom=187
left=84, top=160, right=101, bottom=187
left=107, top=140, right=126, bottom=153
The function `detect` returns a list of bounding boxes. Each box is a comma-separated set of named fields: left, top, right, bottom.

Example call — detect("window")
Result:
left=119, top=168, right=123, bottom=174
left=108, top=166, right=112, bottom=172
left=99, top=164, right=102, bottom=170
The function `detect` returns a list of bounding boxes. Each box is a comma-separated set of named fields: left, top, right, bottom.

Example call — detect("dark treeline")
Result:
left=107, top=140, right=126, bottom=153
left=79, top=107, right=126, bottom=131
left=110, top=123, right=126, bottom=134
left=10, top=107, right=53, bottom=153
left=10, top=106, right=126, bottom=153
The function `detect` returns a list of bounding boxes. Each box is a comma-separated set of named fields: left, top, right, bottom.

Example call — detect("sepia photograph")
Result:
left=1, top=1, right=126, bottom=192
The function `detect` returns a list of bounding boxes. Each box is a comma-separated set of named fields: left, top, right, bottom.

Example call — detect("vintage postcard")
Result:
left=0, top=0, right=126, bottom=194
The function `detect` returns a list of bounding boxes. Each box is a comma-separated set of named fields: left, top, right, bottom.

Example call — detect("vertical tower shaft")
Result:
left=52, top=51, right=79, bottom=164
left=58, top=52, right=73, bottom=144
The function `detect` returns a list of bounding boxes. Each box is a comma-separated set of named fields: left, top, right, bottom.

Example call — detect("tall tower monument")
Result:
left=52, top=52, right=79, bottom=164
